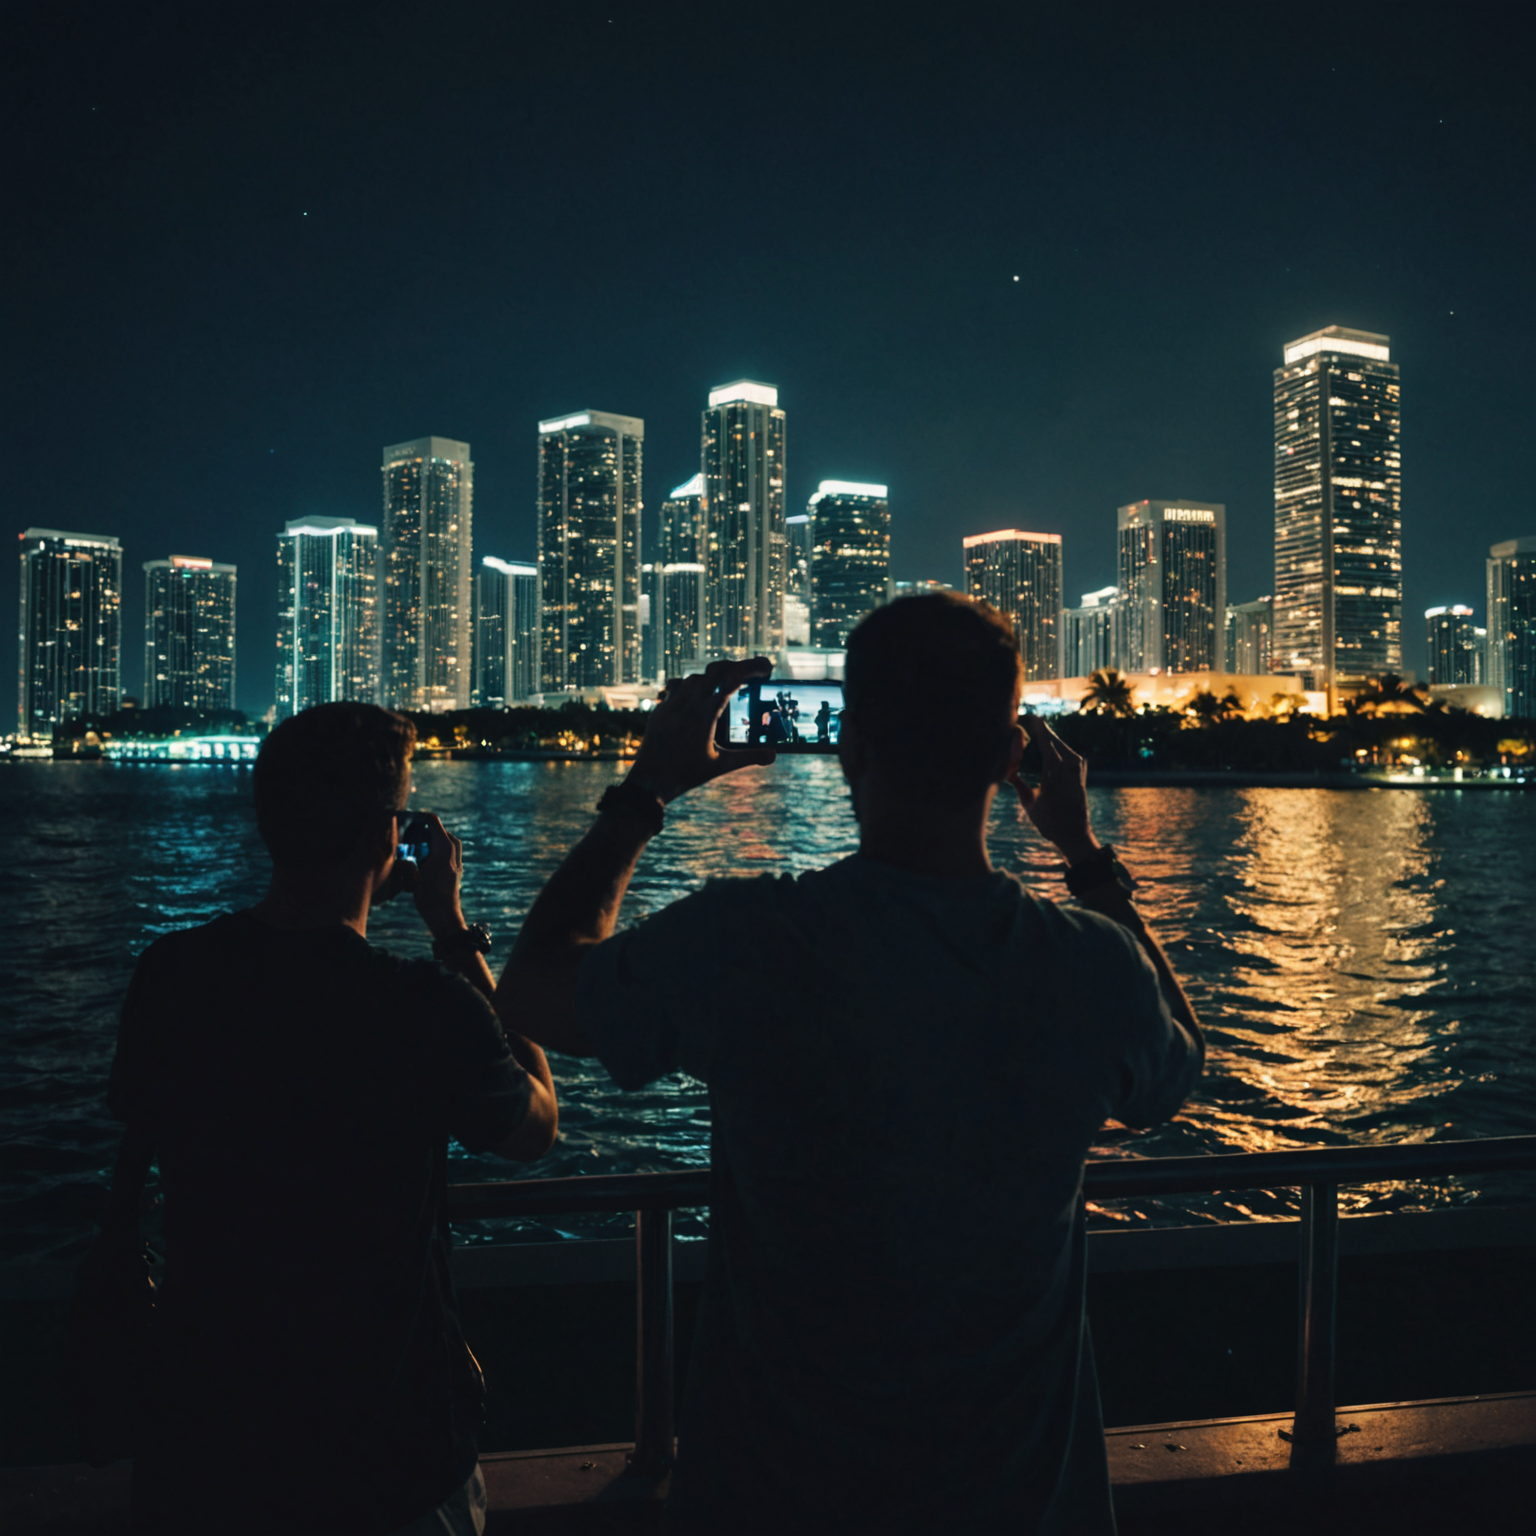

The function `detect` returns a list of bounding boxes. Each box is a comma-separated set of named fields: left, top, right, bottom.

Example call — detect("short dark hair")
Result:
left=254, top=703, right=416, bottom=868
left=843, top=592, right=1022, bottom=800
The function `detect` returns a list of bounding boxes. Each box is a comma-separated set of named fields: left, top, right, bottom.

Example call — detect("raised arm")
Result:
left=1011, top=715, right=1204, bottom=1061
left=495, top=658, right=777, bottom=1057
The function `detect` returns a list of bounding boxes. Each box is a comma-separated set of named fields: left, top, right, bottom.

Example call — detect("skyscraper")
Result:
left=658, top=563, right=707, bottom=680
left=1225, top=597, right=1274, bottom=675
left=1063, top=586, right=1121, bottom=677
left=274, top=517, right=379, bottom=719
left=784, top=514, right=812, bottom=645
left=658, top=471, right=707, bottom=671
left=17, top=527, right=122, bottom=736
left=1117, top=500, right=1226, bottom=674
left=381, top=436, right=473, bottom=712
left=1273, top=326, right=1402, bottom=702
left=537, top=410, right=644, bottom=692
left=1487, top=537, right=1536, bottom=717
left=473, top=557, right=539, bottom=707
left=143, top=555, right=237, bottom=712
left=1424, top=606, right=1484, bottom=688
left=702, top=381, right=786, bottom=658
left=962, top=529, right=1062, bottom=682
left=809, top=481, right=890, bottom=650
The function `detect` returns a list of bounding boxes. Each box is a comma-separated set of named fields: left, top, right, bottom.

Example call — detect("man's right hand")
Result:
left=1010, top=714, right=1101, bottom=866
left=623, top=657, right=778, bottom=805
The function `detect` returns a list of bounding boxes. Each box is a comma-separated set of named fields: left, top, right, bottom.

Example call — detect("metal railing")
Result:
left=447, top=1135, right=1536, bottom=1474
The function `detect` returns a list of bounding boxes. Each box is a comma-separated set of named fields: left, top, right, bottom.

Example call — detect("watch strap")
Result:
left=432, top=922, right=493, bottom=961
left=596, top=779, right=666, bottom=835
left=1063, top=845, right=1136, bottom=898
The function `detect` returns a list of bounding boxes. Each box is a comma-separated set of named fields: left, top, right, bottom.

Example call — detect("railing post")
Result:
left=1294, top=1182, right=1339, bottom=1448
left=631, top=1206, right=675, bottom=1475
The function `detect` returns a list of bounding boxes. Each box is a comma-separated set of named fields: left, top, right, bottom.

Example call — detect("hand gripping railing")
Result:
left=447, top=1135, right=1536, bottom=1472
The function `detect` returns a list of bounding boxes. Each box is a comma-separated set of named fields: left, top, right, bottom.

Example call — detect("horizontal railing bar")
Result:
left=446, top=1135, right=1536, bottom=1222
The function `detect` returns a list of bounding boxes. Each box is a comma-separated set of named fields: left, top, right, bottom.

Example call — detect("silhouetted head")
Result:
left=842, top=591, right=1022, bottom=804
left=254, top=703, right=416, bottom=869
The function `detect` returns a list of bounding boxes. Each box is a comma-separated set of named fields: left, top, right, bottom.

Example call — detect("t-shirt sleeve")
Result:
left=575, top=884, right=730, bottom=1090
left=413, top=966, right=534, bottom=1154
left=1068, top=908, right=1202, bottom=1129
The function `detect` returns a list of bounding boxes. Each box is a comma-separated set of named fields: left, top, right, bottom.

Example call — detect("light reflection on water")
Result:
left=0, top=760, right=1531, bottom=1260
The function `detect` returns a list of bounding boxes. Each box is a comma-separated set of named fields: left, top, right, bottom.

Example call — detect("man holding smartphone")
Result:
left=499, top=592, right=1202, bottom=1535
left=108, top=703, right=557, bottom=1535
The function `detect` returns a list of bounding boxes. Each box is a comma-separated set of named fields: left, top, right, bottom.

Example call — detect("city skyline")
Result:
left=6, top=8, right=1529, bottom=723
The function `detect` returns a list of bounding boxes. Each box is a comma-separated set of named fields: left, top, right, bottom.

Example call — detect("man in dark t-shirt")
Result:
left=108, top=704, right=557, bottom=1535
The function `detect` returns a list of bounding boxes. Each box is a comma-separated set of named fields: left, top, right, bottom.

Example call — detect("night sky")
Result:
left=6, top=1, right=1531, bottom=718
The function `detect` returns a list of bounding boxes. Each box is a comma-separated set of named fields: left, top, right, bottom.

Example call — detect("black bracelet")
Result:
left=1063, top=845, right=1137, bottom=898
left=596, top=779, right=666, bottom=835
left=432, top=922, right=493, bottom=961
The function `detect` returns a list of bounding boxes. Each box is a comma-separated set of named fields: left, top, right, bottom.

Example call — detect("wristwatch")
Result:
left=1063, top=845, right=1137, bottom=899
left=596, top=778, right=666, bottom=835
left=432, top=922, right=493, bottom=962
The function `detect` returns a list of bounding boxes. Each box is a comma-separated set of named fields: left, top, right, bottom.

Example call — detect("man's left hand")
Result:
left=626, top=657, right=778, bottom=804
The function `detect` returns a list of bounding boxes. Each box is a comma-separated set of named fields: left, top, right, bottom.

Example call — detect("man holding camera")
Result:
left=500, top=592, right=1203, bottom=1534
left=108, top=703, right=558, bottom=1534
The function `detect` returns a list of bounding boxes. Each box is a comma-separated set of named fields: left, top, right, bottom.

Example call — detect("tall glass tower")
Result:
left=274, top=517, right=379, bottom=719
left=702, top=381, right=786, bottom=658
left=473, top=556, right=538, bottom=707
left=1273, top=326, right=1402, bottom=701
left=1063, top=587, right=1121, bottom=677
left=143, top=555, right=237, bottom=712
left=1225, top=597, right=1274, bottom=675
left=381, top=436, right=473, bottom=712
left=809, top=481, right=890, bottom=649
left=1117, top=500, right=1226, bottom=674
left=657, top=471, right=707, bottom=674
left=17, top=527, right=122, bottom=737
left=537, top=410, right=644, bottom=692
left=1487, top=537, right=1536, bottom=717
left=1424, top=606, right=1483, bottom=688
left=784, top=514, right=812, bottom=645
left=962, top=529, right=1062, bottom=682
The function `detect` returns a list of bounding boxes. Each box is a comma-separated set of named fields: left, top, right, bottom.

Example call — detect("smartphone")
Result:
left=717, top=680, right=843, bottom=753
left=396, top=815, right=432, bottom=863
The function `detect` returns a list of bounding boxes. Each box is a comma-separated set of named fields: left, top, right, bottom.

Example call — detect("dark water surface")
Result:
left=2, top=759, right=1533, bottom=1261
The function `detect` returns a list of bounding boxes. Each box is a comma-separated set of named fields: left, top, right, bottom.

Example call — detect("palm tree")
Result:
left=1080, top=668, right=1136, bottom=718
left=1347, top=674, right=1446, bottom=717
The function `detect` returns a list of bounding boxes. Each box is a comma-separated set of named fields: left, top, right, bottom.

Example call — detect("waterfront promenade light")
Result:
left=381, top=436, right=474, bottom=713
left=537, top=411, right=644, bottom=692
left=274, top=517, right=379, bottom=719
left=17, top=527, right=122, bottom=738
left=143, top=555, right=237, bottom=712
left=702, top=381, right=786, bottom=659
left=1117, top=501, right=1226, bottom=675
left=962, top=529, right=1063, bottom=682
left=1273, top=326, right=1402, bottom=704
left=808, top=481, right=890, bottom=651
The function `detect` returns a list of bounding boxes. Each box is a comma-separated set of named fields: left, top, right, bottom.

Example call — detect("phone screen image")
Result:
left=725, top=681, right=843, bottom=750
left=396, top=816, right=431, bottom=863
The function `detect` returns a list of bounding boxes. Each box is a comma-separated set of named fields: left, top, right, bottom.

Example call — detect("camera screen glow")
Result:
left=727, top=682, right=843, bottom=747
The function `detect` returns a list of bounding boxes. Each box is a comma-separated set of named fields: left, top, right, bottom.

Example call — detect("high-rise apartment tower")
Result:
left=657, top=472, right=707, bottom=675
left=274, top=517, right=379, bottom=719
left=809, top=481, right=890, bottom=650
left=473, top=557, right=538, bottom=707
left=144, top=555, right=236, bottom=712
left=1225, top=597, right=1274, bottom=675
left=784, top=514, right=812, bottom=646
left=1117, top=500, right=1226, bottom=674
left=537, top=410, right=644, bottom=692
left=1064, top=587, right=1122, bottom=677
left=1273, top=326, right=1402, bottom=701
left=1424, top=606, right=1484, bottom=688
left=1487, top=537, right=1536, bottom=717
left=963, top=529, right=1062, bottom=682
left=381, top=436, right=473, bottom=712
left=702, top=381, right=785, bottom=658
left=17, top=528, right=123, bottom=736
